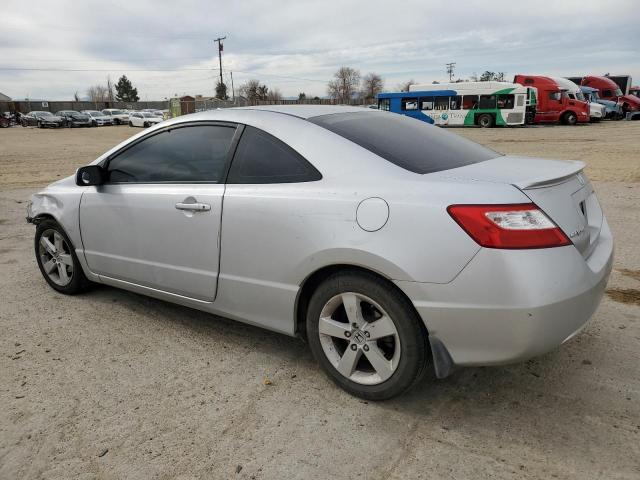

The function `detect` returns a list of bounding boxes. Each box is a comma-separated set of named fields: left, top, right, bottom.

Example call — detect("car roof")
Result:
left=232, top=104, right=375, bottom=119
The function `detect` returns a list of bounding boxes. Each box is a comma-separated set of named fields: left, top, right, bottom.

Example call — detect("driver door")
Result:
left=79, top=123, right=239, bottom=301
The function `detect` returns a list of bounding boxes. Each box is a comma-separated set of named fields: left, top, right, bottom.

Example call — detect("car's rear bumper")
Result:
left=396, top=217, right=613, bottom=369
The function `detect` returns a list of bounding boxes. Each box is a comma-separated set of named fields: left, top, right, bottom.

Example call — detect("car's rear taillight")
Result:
left=447, top=203, right=571, bottom=249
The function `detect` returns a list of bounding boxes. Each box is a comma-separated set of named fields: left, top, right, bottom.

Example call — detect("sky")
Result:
left=1, top=0, right=639, bottom=101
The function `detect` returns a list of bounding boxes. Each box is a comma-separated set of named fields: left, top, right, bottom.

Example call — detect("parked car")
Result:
left=513, top=75, right=589, bottom=125
left=580, top=76, right=640, bottom=114
left=81, top=110, right=114, bottom=126
left=26, top=106, right=613, bottom=400
left=55, top=110, right=92, bottom=128
left=102, top=109, right=129, bottom=125
left=128, top=111, right=163, bottom=128
left=580, top=87, right=623, bottom=120
left=20, top=111, right=63, bottom=128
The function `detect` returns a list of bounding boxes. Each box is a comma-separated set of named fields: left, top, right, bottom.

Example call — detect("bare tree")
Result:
left=73, top=91, right=80, bottom=101
left=238, top=79, right=270, bottom=104
left=397, top=79, right=416, bottom=92
left=327, top=67, right=360, bottom=104
left=87, top=85, right=110, bottom=102
left=266, top=87, right=282, bottom=102
left=361, top=73, right=384, bottom=104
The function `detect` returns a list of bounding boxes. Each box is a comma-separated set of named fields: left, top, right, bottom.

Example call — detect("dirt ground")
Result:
left=1, top=122, right=639, bottom=479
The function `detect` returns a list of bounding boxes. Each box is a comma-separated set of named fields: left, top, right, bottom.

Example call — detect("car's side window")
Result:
left=226, top=126, right=321, bottom=184
left=107, top=125, right=236, bottom=183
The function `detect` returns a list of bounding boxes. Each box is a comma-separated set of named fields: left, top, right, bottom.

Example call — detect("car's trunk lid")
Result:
left=436, top=156, right=603, bottom=258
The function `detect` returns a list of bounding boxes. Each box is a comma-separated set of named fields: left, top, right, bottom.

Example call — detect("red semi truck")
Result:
left=580, top=76, right=640, bottom=114
left=513, top=75, right=589, bottom=125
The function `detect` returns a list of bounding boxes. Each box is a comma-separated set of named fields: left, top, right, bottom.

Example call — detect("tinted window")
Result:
left=479, top=95, right=496, bottom=109
left=308, top=112, right=500, bottom=175
left=226, top=126, right=321, bottom=184
left=401, top=98, right=418, bottom=111
left=420, top=96, right=434, bottom=110
left=497, top=94, right=515, bottom=109
left=107, top=125, right=235, bottom=183
left=434, top=96, right=449, bottom=110
left=462, top=95, right=478, bottom=109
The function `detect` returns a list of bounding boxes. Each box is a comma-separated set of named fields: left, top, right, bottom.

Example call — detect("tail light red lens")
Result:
left=447, top=203, right=571, bottom=249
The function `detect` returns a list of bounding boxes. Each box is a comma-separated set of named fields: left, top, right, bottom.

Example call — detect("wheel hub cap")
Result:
left=318, top=292, right=401, bottom=386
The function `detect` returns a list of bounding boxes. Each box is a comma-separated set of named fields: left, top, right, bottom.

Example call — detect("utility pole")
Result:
left=446, top=62, right=456, bottom=82
left=214, top=36, right=226, bottom=95
left=230, top=71, right=235, bottom=102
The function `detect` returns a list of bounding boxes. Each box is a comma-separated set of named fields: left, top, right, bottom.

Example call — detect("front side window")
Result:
left=226, top=126, right=321, bottom=184
left=497, top=94, right=515, bottom=109
left=401, top=98, right=418, bottom=111
left=549, top=91, right=562, bottom=101
left=450, top=96, right=462, bottom=110
left=602, top=89, right=612, bottom=97
left=308, top=111, right=500, bottom=175
left=107, top=125, right=236, bottom=183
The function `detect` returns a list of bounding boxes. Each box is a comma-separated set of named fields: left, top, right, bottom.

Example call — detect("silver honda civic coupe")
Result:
left=27, top=105, right=613, bottom=400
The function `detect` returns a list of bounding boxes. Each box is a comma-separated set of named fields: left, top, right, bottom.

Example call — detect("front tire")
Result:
left=35, top=219, right=90, bottom=295
left=562, top=111, right=577, bottom=125
left=306, top=270, right=428, bottom=400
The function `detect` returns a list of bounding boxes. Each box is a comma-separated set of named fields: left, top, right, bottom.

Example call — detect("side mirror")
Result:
left=76, top=165, right=106, bottom=186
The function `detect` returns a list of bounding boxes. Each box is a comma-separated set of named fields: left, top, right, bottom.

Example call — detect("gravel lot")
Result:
left=1, top=122, right=639, bottom=479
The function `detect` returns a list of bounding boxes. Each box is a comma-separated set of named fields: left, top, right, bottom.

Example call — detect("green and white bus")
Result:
left=377, top=81, right=537, bottom=127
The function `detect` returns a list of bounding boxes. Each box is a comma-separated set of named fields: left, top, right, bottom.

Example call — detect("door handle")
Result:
left=175, top=202, right=211, bottom=212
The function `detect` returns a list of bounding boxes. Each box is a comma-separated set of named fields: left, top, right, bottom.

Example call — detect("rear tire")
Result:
left=562, top=111, right=577, bottom=125
left=306, top=270, right=429, bottom=400
left=128, top=121, right=133, bottom=127
left=143, top=121, right=149, bottom=128
left=34, top=219, right=91, bottom=295
left=477, top=113, right=494, bottom=128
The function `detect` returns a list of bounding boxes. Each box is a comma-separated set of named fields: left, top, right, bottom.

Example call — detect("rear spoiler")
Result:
left=513, top=161, right=585, bottom=190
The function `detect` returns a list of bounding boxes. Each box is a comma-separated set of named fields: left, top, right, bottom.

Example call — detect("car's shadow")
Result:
left=84, top=283, right=585, bottom=417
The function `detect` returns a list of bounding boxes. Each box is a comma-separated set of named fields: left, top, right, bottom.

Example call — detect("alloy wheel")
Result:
left=318, top=292, right=401, bottom=385
left=38, top=229, right=74, bottom=286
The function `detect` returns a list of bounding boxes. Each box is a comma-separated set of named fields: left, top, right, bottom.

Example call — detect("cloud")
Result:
left=0, top=0, right=638, bottom=100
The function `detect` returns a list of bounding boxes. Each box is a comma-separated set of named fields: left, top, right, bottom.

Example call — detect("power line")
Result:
left=0, top=66, right=218, bottom=72
left=0, top=66, right=328, bottom=83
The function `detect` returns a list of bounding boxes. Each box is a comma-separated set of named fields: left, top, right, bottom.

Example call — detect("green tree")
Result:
left=215, top=80, right=228, bottom=100
left=115, top=75, right=139, bottom=102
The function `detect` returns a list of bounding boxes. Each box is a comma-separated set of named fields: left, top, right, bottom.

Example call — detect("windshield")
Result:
left=308, top=111, right=501, bottom=174
left=111, top=110, right=123, bottom=114
left=88, top=111, right=102, bottom=116
left=142, top=112, right=155, bottom=117
left=36, top=111, right=53, bottom=116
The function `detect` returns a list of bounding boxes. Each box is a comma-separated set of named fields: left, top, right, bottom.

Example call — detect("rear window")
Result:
left=307, top=112, right=500, bottom=174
